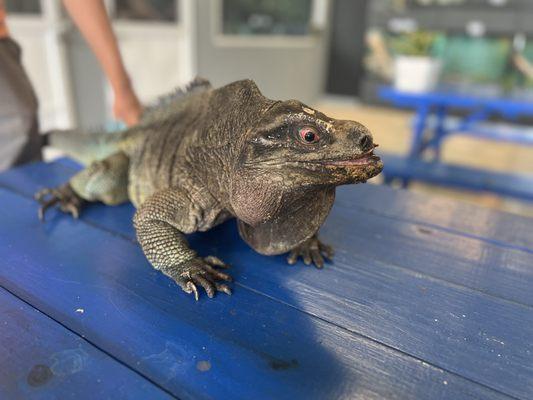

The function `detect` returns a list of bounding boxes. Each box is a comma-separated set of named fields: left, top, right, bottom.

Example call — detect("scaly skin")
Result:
left=37, top=78, right=383, bottom=299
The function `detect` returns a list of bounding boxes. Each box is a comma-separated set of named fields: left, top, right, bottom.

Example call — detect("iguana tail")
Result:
left=46, top=77, right=212, bottom=165
left=45, top=128, right=127, bottom=165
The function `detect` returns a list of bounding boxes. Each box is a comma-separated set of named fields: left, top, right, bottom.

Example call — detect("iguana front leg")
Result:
left=134, top=189, right=232, bottom=300
left=287, top=234, right=334, bottom=269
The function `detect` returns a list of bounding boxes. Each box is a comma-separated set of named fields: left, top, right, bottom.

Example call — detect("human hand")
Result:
left=113, top=83, right=143, bottom=127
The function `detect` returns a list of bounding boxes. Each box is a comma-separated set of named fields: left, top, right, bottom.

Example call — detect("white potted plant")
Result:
left=391, top=31, right=442, bottom=93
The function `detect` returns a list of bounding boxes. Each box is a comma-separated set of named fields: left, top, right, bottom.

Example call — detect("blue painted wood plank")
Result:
left=465, top=121, right=533, bottom=144
left=177, top=219, right=533, bottom=399
left=0, top=188, right=514, bottom=400
left=337, top=183, right=533, bottom=253
left=379, top=86, right=533, bottom=119
left=2, top=161, right=533, bottom=396
left=0, top=160, right=136, bottom=239
left=3, top=160, right=533, bottom=308
left=55, top=157, right=83, bottom=170
left=0, top=159, right=80, bottom=197
left=0, top=286, right=173, bottom=400
left=381, top=154, right=533, bottom=202
left=3, top=160, right=533, bottom=400
left=322, top=204, right=533, bottom=307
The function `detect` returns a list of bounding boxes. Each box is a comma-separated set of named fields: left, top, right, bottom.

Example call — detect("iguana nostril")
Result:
left=359, top=134, right=372, bottom=151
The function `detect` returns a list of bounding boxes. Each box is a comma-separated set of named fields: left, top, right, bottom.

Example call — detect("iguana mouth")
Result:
left=280, top=148, right=381, bottom=171
left=315, top=147, right=381, bottom=168
left=320, top=154, right=380, bottom=167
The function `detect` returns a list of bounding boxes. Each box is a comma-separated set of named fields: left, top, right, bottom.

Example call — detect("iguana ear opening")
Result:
left=237, top=188, right=335, bottom=255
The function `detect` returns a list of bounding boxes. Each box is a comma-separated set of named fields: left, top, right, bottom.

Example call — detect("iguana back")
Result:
left=125, top=80, right=215, bottom=206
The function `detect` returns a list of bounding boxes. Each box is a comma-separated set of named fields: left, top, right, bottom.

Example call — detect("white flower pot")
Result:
left=393, top=56, right=442, bottom=93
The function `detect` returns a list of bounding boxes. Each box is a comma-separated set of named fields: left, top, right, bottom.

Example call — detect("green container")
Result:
left=434, top=36, right=511, bottom=84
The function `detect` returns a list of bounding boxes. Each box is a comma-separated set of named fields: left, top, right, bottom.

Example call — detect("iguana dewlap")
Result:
left=36, top=78, right=383, bottom=300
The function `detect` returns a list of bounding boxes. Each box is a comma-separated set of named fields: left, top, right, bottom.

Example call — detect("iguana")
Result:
left=36, top=78, right=383, bottom=300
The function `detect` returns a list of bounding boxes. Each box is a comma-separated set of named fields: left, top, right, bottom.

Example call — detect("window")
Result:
left=114, top=0, right=178, bottom=23
left=407, top=0, right=514, bottom=8
left=5, top=0, right=41, bottom=14
left=222, top=0, right=312, bottom=36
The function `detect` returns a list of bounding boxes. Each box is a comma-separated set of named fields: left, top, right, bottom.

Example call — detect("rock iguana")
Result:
left=36, top=78, right=383, bottom=300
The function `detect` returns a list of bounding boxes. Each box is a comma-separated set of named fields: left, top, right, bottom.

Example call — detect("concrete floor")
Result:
left=316, top=98, right=533, bottom=218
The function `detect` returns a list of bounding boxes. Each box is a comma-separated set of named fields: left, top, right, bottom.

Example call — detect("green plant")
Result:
left=389, top=31, right=438, bottom=57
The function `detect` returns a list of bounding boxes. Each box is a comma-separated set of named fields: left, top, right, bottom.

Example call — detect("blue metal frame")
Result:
left=378, top=86, right=533, bottom=197
left=380, top=87, right=533, bottom=157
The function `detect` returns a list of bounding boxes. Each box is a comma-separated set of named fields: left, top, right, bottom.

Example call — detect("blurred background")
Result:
left=5, top=0, right=533, bottom=216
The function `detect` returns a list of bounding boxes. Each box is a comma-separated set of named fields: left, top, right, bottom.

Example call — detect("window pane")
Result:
left=5, top=0, right=41, bottom=14
left=222, top=0, right=312, bottom=36
left=115, top=0, right=178, bottom=22
left=407, top=0, right=516, bottom=8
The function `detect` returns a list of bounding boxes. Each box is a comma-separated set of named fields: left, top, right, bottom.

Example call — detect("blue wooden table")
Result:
left=379, top=87, right=533, bottom=200
left=1, top=158, right=533, bottom=399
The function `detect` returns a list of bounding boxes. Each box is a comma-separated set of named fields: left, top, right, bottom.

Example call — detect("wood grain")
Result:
left=1, top=160, right=532, bottom=399
left=0, top=187, right=515, bottom=400
left=0, top=286, right=172, bottom=399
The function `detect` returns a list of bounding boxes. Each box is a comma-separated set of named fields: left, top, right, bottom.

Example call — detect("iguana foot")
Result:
left=35, top=184, right=84, bottom=221
left=166, top=256, right=233, bottom=300
left=287, top=236, right=333, bottom=269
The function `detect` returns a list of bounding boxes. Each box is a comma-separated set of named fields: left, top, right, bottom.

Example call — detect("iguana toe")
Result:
left=287, top=236, right=333, bottom=269
left=170, top=256, right=233, bottom=300
left=35, top=184, right=84, bottom=221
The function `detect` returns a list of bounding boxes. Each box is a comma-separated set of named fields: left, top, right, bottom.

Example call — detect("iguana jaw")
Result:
left=298, top=147, right=380, bottom=167
left=278, top=147, right=383, bottom=185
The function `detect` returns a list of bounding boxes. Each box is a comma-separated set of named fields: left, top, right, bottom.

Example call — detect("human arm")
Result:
left=62, top=0, right=142, bottom=126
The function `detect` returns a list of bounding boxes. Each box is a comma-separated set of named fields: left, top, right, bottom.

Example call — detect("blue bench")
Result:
left=381, top=153, right=533, bottom=201
left=0, top=159, right=532, bottom=399
left=379, top=87, right=533, bottom=200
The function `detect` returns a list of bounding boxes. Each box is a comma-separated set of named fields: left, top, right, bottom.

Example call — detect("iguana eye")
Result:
left=298, top=127, right=320, bottom=144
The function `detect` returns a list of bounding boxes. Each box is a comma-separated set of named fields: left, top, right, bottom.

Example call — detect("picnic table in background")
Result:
left=0, top=158, right=533, bottom=399
left=379, top=86, right=533, bottom=201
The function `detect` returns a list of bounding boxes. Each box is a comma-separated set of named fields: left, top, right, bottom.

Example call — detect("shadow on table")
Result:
left=0, top=159, right=354, bottom=398
left=35, top=201, right=354, bottom=399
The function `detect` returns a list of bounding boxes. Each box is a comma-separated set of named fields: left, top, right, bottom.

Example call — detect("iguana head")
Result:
left=230, top=95, right=382, bottom=227
left=238, top=99, right=383, bottom=187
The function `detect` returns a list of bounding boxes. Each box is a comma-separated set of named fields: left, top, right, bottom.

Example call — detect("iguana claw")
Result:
left=168, top=256, right=233, bottom=300
left=35, top=184, right=84, bottom=221
left=287, top=236, right=333, bottom=269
